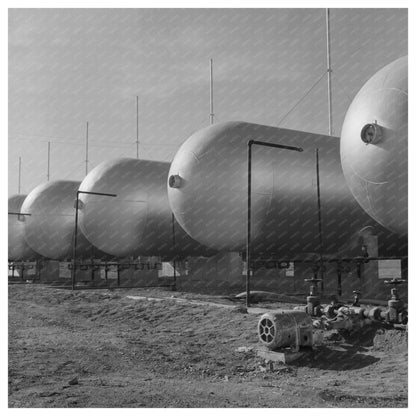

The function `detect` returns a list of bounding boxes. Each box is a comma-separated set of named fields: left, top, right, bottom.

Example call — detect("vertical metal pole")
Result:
left=173, top=260, right=177, bottom=290
left=136, top=96, right=139, bottom=159
left=72, top=191, right=80, bottom=290
left=117, top=265, right=121, bottom=287
left=316, top=149, right=324, bottom=292
left=12, top=264, right=15, bottom=279
left=401, top=257, right=408, bottom=280
left=171, top=213, right=177, bottom=291
left=356, top=262, right=362, bottom=280
left=246, top=143, right=252, bottom=308
left=209, top=58, right=214, bottom=125
left=337, top=264, right=342, bottom=296
left=47, top=141, right=51, bottom=181
left=35, top=259, right=39, bottom=282
left=18, top=157, right=21, bottom=194
left=245, top=140, right=302, bottom=307
left=326, top=8, right=333, bottom=136
left=85, top=122, right=89, bottom=176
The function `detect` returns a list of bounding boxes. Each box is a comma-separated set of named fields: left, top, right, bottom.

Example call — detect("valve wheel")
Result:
left=259, top=318, right=276, bottom=344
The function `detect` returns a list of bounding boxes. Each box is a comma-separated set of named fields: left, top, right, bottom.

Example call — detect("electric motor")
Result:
left=258, top=310, right=313, bottom=351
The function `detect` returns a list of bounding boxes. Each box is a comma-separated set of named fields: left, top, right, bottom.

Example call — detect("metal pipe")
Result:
left=136, top=96, right=139, bottom=159
left=209, top=58, right=214, bottom=125
left=71, top=194, right=80, bottom=290
left=72, top=190, right=117, bottom=290
left=326, top=8, right=333, bottom=136
left=356, top=261, right=362, bottom=280
left=246, top=143, right=252, bottom=308
left=85, top=122, right=89, bottom=176
left=18, top=157, right=21, bottom=194
left=36, top=259, right=40, bottom=282
left=171, top=213, right=177, bottom=291
left=77, top=190, right=117, bottom=198
left=316, top=148, right=324, bottom=292
left=248, top=255, right=407, bottom=264
left=337, top=266, right=342, bottom=296
left=246, top=139, right=303, bottom=307
left=104, top=262, right=108, bottom=286
left=47, top=141, right=50, bottom=181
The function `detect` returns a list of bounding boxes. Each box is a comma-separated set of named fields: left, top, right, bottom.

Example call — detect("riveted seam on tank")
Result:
left=189, top=150, right=202, bottom=162
left=347, top=162, right=389, bottom=186
left=368, top=87, right=408, bottom=96
left=365, top=181, right=375, bottom=217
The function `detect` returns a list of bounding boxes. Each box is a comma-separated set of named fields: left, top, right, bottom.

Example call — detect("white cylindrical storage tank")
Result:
left=21, top=180, right=103, bottom=260
left=340, top=56, right=407, bottom=236
left=8, top=194, right=38, bottom=261
left=168, top=121, right=406, bottom=257
left=78, top=158, right=215, bottom=259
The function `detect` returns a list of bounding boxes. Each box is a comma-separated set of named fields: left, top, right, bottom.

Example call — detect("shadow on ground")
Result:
left=293, top=346, right=380, bottom=370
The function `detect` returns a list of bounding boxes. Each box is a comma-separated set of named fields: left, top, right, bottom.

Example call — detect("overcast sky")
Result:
left=8, top=8, right=407, bottom=196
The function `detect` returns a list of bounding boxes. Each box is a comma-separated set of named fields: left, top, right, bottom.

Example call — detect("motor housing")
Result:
left=258, top=310, right=313, bottom=351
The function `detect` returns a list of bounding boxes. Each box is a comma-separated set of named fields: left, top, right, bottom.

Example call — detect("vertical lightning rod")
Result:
left=136, top=96, right=139, bottom=159
left=47, top=141, right=50, bottom=181
left=209, top=58, right=214, bottom=125
left=18, top=156, right=21, bottom=194
left=326, top=8, right=333, bottom=136
left=85, top=122, right=89, bottom=176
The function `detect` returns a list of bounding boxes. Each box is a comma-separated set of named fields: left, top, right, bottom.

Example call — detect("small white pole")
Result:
left=136, top=96, right=139, bottom=159
left=85, top=122, right=89, bottom=175
left=47, top=141, right=50, bottom=181
left=18, top=156, right=21, bottom=193
left=326, top=8, right=333, bottom=136
left=209, top=58, right=214, bottom=125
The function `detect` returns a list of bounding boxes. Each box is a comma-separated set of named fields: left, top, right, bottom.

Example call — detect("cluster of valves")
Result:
left=303, top=277, right=408, bottom=330
left=257, top=277, right=407, bottom=352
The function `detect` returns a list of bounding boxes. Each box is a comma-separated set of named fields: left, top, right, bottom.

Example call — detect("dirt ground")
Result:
left=8, top=283, right=408, bottom=408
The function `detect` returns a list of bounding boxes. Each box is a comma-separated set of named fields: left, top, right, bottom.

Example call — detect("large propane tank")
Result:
left=168, top=121, right=405, bottom=257
left=8, top=194, right=38, bottom=261
left=78, top=158, right=216, bottom=259
left=258, top=310, right=313, bottom=350
left=21, top=180, right=104, bottom=260
left=340, top=56, right=407, bottom=236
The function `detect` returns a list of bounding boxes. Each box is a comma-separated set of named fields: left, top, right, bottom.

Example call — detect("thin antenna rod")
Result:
left=85, top=122, right=89, bottom=175
left=18, top=157, right=21, bottom=194
left=209, top=58, right=214, bottom=125
left=326, top=8, right=333, bottom=136
left=136, top=96, right=139, bottom=159
left=47, top=141, right=50, bottom=181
